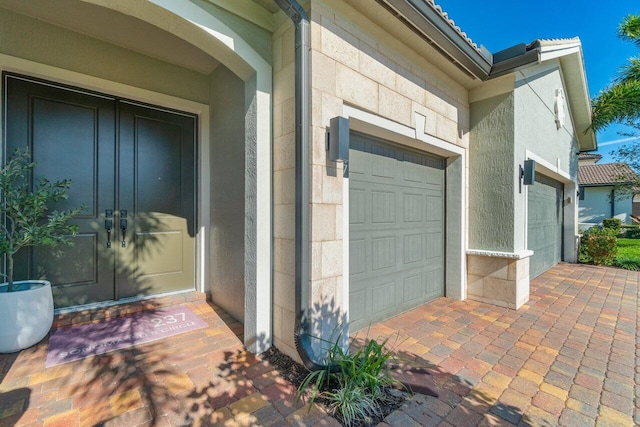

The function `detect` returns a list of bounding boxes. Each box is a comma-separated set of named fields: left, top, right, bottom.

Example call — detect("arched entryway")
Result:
left=0, top=0, right=272, bottom=353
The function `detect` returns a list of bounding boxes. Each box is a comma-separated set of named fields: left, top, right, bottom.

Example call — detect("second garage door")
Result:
left=349, top=133, right=445, bottom=331
left=527, top=173, right=564, bottom=278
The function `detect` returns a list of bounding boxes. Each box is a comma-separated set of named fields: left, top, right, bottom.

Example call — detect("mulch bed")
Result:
left=262, top=346, right=408, bottom=426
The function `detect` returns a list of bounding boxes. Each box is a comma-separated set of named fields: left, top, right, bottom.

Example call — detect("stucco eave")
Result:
left=554, top=52, right=596, bottom=151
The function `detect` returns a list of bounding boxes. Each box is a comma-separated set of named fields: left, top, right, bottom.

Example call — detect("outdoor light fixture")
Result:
left=328, top=116, right=349, bottom=163
left=519, top=159, right=536, bottom=193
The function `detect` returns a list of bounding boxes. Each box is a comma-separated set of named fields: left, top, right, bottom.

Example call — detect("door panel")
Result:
left=5, top=75, right=116, bottom=307
left=117, top=102, right=196, bottom=299
left=5, top=75, right=197, bottom=307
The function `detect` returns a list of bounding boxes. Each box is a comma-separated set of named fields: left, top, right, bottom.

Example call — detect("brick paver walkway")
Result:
left=366, top=263, right=639, bottom=426
left=1, top=263, right=638, bottom=426
left=0, top=297, right=338, bottom=426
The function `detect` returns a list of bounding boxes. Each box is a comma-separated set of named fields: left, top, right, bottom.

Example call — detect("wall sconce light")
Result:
left=519, top=159, right=536, bottom=193
left=328, top=116, right=349, bottom=163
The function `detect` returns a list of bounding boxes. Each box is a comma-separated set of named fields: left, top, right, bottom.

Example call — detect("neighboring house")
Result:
left=0, top=0, right=595, bottom=362
left=578, top=160, right=637, bottom=227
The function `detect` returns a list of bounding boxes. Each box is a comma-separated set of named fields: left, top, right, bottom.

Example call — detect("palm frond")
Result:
left=619, top=14, right=640, bottom=47
left=617, top=57, right=640, bottom=84
left=591, top=80, right=640, bottom=131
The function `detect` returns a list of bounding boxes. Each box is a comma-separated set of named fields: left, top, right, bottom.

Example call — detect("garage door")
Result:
left=527, top=173, right=563, bottom=278
left=349, top=133, right=445, bottom=331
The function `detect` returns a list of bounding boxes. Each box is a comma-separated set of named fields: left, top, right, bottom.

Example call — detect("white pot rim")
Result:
left=0, top=280, right=51, bottom=291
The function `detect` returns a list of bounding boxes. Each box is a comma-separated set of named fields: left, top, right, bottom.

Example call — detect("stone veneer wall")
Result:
left=466, top=254, right=530, bottom=309
left=272, top=17, right=297, bottom=358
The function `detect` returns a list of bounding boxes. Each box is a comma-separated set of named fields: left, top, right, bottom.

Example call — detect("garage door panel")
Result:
left=425, top=168, right=444, bottom=187
left=371, top=236, right=396, bottom=271
left=425, top=270, right=444, bottom=298
left=403, top=193, right=424, bottom=222
left=426, top=232, right=443, bottom=260
left=403, top=154, right=427, bottom=183
left=350, top=238, right=366, bottom=276
left=403, top=234, right=424, bottom=264
left=371, top=190, right=396, bottom=223
left=350, top=132, right=445, bottom=331
left=371, top=145, right=396, bottom=178
left=527, top=173, right=563, bottom=278
left=349, top=289, right=366, bottom=323
left=371, top=281, right=397, bottom=313
left=403, top=274, right=424, bottom=303
left=349, top=144, right=367, bottom=176
left=426, top=195, right=444, bottom=222
left=350, top=188, right=366, bottom=224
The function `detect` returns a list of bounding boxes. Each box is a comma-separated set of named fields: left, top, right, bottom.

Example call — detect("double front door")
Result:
left=5, top=74, right=196, bottom=308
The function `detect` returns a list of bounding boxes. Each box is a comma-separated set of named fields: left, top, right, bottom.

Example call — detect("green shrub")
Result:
left=624, top=227, right=640, bottom=239
left=602, top=218, right=622, bottom=235
left=580, top=226, right=617, bottom=266
left=324, top=382, right=380, bottom=426
left=579, top=227, right=593, bottom=263
left=615, top=257, right=640, bottom=271
left=297, top=336, right=399, bottom=427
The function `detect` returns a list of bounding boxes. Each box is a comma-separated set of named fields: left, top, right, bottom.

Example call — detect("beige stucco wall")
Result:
left=191, top=0, right=272, bottom=65
left=467, top=59, right=582, bottom=309
left=514, top=61, right=580, bottom=257
left=0, top=7, right=210, bottom=104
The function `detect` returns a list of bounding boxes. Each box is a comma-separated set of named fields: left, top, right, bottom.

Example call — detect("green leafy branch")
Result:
left=0, top=148, right=84, bottom=292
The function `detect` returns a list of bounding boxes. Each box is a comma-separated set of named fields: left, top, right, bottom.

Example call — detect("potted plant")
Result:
left=0, top=148, right=83, bottom=353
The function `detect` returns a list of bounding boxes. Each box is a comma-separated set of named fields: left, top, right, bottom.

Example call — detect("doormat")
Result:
left=46, top=306, right=207, bottom=367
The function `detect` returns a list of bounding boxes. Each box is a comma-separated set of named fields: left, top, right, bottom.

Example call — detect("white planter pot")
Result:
left=0, top=280, right=54, bottom=353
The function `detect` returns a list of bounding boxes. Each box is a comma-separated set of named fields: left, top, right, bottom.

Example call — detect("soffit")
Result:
left=0, top=0, right=220, bottom=75
left=252, top=0, right=281, bottom=14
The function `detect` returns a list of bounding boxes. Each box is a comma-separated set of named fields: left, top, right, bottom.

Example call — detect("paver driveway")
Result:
left=0, top=263, right=638, bottom=426
left=367, top=263, right=639, bottom=426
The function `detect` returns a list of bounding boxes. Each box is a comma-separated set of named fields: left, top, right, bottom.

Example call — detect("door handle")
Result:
left=105, top=219, right=113, bottom=248
left=105, top=210, right=113, bottom=248
left=120, top=210, right=128, bottom=247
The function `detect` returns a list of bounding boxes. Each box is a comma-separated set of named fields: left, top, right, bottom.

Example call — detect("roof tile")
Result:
left=429, top=0, right=480, bottom=51
left=578, top=153, right=602, bottom=161
left=578, top=163, right=637, bottom=186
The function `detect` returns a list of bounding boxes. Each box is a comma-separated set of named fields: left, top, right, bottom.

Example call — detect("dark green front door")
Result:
left=4, top=74, right=196, bottom=308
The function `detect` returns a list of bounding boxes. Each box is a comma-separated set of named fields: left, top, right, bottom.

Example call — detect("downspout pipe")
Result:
left=611, top=189, right=615, bottom=219
left=274, top=0, right=334, bottom=372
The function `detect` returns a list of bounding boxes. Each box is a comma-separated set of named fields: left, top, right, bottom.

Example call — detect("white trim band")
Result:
left=467, top=249, right=534, bottom=259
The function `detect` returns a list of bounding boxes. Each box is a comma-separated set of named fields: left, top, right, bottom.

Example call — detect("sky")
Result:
left=435, top=0, right=639, bottom=163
